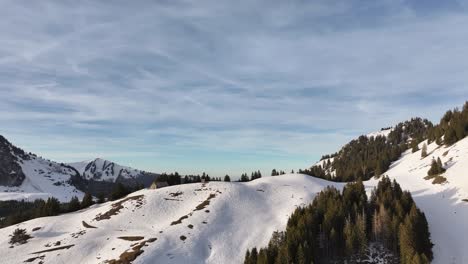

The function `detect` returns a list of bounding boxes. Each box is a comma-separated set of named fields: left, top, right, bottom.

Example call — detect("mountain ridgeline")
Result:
left=0, top=136, right=28, bottom=186
left=301, top=101, right=468, bottom=182
left=0, top=136, right=159, bottom=198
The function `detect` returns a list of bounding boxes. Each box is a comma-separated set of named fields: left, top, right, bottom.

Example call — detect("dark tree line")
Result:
left=0, top=182, right=146, bottom=228
left=299, top=110, right=467, bottom=182
left=157, top=172, right=225, bottom=186
left=271, top=169, right=286, bottom=176
left=239, top=171, right=262, bottom=182
left=0, top=193, right=102, bottom=228
left=244, top=177, right=433, bottom=264
left=427, top=101, right=468, bottom=145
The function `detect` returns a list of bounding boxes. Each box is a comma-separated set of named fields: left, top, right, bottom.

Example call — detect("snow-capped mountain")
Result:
left=0, top=136, right=158, bottom=202
left=1, top=136, right=467, bottom=263
left=68, top=158, right=153, bottom=183
left=0, top=135, right=84, bottom=202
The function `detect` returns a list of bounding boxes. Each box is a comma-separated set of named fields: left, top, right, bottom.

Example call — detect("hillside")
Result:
left=0, top=136, right=84, bottom=202
left=68, top=158, right=155, bottom=184
left=0, top=136, right=158, bottom=202
left=1, top=131, right=468, bottom=264
left=0, top=175, right=345, bottom=264
left=368, top=136, right=468, bottom=263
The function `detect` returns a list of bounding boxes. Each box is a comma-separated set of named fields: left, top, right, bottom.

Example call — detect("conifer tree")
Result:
left=67, top=196, right=80, bottom=212
left=411, top=140, right=419, bottom=153
left=421, top=143, right=427, bottom=158
left=81, top=193, right=94, bottom=208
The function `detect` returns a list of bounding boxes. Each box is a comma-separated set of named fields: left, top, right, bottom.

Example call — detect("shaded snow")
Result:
left=367, top=137, right=468, bottom=264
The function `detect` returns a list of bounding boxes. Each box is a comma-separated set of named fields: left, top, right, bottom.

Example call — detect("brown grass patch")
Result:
left=169, top=191, right=183, bottom=197
left=164, top=198, right=182, bottom=201
left=180, top=235, right=187, bottom=241
left=24, top=255, right=45, bottom=263
left=118, top=236, right=145, bottom=241
left=32, top=227, right=41, bottom=232
left=31, top=245, right=74, bottom=254
left=105, top=238, right=157, bottom=264
left=95, top=195, right=144, bottom=221
left=194, top=193, right=216, bottom=211
left=82, top=221, right=97, bottom=229
left=424, top=173, right=447, bottom=184
left=431, top=175, right=447, bottom=184
left=171, top=215, right=189, bottom=226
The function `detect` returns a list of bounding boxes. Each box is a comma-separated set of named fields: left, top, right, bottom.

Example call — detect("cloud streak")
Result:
left=0, top=0, right=467, bottom=176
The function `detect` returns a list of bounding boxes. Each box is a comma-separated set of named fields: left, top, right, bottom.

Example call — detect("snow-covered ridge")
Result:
left=1, top=134, right=468, bottom=263
left=0, top=135, right=158, bottom=202
left=0, top=154, right=84, bottom=202
left=68, top=158, right=145, bottom=183
left=0, top=175, right=346, bottom=264
left=365, top=127, right=393, bottom=138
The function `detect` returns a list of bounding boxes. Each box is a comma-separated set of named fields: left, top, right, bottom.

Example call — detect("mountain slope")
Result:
left=0, top=136, right=84, bottom=202
left=68, top=158, right=149, bottom=183
left=0, top=175, right=345, bottom=264
left=368, top=136, right=468, bottom=263
left=0, top=136, right=159, bottom=202
left=1, top=136, right=467, bottom=263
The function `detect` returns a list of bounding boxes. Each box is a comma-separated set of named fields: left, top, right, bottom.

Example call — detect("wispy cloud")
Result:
left=0, top=0, right=467, bottom=176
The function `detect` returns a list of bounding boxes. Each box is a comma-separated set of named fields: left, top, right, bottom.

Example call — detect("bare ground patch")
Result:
left=24, top=255, right=45, bottom=263
left=105, top=238, right=157, bottom=264
left=118, top=236, right=145, bottom=241
left=424, top=174, right=448, bottom=184
left=194, top=193, right=216, bottom=211
left=169, top=191, right=183, bottom=197
left=95, top=195, right=144, bottom=221
left=164, top=198, right=183, bottom=201
left=30, top=244, right=74, bottom=254
left=171, top=215, right=190, bottom=226
left=82, top=221, right=97, bottom=229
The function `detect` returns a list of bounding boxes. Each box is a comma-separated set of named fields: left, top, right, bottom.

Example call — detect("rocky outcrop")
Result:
left=0, top=136, right=27, bottom=187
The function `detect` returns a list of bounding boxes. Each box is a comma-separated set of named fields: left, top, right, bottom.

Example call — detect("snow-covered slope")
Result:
left=366, top=127, right=393, bottom=138
left=367, top=136, right=468, bottom=264
left=0, top=175, right=345, bottom=264
left=0, top=155, right=84, bottom=202
left=68, top=158, right=147, bottom=183
left=2, top=132, right=468, bottom=264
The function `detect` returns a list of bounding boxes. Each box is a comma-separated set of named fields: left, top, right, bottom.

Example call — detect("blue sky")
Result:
left=1, top=0, right=468, bottom=177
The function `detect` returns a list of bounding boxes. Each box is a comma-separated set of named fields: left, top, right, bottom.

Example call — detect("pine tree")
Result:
left=224, top=175, right=231, bottom=182
left=67, top=196, right=80, bottom=212
left=250, top=247, right=258, bottom=263
left=97, top=194, right=105, bottom=204
left=81, top=193, right=94, bottom=208
left=356, top=211, right=367, bottom=254
left=297, top=244, right=306, bottom=264
left=421, top=143, right=427, bottom=158
left=411, top=140, right=419, bottom=153
left=244, top=249, right=251, bottom=264
left=42, top=197, right=61, bottom=216
left=110, top=183, right=129, bottom=201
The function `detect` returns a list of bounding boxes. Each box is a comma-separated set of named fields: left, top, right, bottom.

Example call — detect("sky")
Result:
left=1, top=0, right=468, bottom=178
